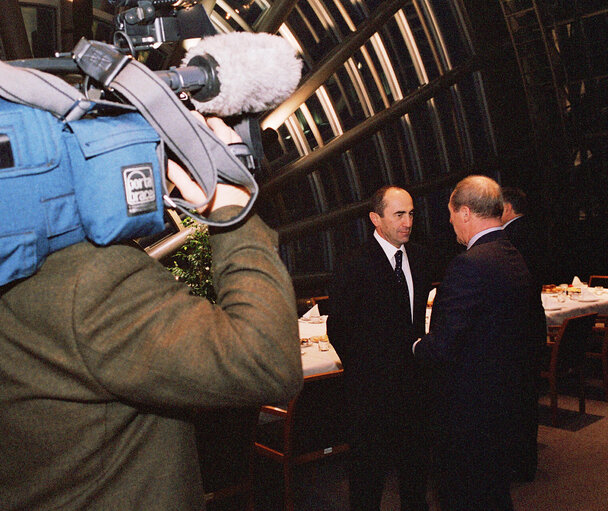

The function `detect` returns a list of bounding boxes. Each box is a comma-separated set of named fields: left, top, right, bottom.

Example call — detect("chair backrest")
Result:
left=256, top=370, right=348, bottom=460
left=194, top=407, right=260, bottom=504
left=287, top=370, right=347, bottom=457
left=588, top=275, right=608, bottom=287
left=554, top=313, right=598, bottom=371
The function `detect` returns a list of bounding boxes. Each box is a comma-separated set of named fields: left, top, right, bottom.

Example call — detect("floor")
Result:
left=253, top=373, right=608, bottom=511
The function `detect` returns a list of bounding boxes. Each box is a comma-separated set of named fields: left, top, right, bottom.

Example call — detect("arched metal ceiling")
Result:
left=208, top=1, right=500, bottom=292
left=5, top=0, right=608, bottom=291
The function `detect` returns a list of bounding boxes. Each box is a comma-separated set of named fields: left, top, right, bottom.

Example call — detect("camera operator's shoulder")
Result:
left=40, top=241, right=173, bottom=291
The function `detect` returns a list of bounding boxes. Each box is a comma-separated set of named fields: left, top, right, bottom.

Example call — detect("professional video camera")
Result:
left=0, top=0, right=302, bottom=286
left=110, top=0, right=216, bottom=52
left=104, top=0, right=288, bottom=173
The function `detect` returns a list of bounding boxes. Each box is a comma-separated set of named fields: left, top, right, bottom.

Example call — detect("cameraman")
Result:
left=0, top=114, right=303, bottom=510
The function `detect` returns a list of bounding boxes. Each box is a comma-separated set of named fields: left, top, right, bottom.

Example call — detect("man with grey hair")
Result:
left=414, top=175, right=534, bottom=511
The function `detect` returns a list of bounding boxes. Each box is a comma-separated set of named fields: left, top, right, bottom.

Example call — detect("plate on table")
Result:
left=543, top=305, right=562, bottom=311
left=577, top=297, right=599, bottom=303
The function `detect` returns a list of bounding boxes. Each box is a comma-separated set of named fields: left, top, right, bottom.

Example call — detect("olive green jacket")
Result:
left=0, top=207, right=302, bottom=510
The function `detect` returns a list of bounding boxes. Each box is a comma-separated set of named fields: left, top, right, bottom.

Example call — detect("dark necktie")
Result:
left=394, top=250, right=412, bottom=324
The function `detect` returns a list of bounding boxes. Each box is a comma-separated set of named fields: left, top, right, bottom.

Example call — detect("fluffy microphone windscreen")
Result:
left=183, top=32, right=302, bottom=117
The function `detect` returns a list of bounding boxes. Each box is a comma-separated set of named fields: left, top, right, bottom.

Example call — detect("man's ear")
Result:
left=369, top=211, right=380, bottom=227
left=461, top=205, right=471, bottom=222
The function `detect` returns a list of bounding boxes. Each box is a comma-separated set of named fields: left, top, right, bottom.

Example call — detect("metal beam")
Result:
left=262, top=55, right=486, bottom=196
left=146, top=226, right=195, bottom=260
left=276, top=171, right=468, bottom=243
left=73, top=0, right=93, bottom=41
left=262, top=0, right=408, bottom=129
left=254, top=0, right=299, bottom=34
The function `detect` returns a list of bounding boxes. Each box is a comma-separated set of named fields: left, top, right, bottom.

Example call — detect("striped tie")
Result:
left=395, top=250, right=412, bottom=324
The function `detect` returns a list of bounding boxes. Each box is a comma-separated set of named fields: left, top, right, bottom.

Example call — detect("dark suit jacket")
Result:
left=504, top=215, right=547, bottom=361
left=415, top=230, right=533, bottom=437
left=327, top=237, right=435, bottom=420
left=503, top=215, right=546, bottom=286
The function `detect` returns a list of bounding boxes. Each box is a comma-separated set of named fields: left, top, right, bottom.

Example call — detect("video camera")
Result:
left=110, top=0, right=216, bottom=52
left=0, top=0, right=301, bottom=285
left=107, top=0, right=263, bottom=173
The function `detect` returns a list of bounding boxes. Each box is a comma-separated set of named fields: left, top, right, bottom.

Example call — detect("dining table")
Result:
left=298, top=315, right=342, bottom=377
left=542, top=285, right=608, bottom=326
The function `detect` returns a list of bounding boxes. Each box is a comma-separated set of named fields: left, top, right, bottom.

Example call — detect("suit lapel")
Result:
left=366, top=238, right=411, bottom=313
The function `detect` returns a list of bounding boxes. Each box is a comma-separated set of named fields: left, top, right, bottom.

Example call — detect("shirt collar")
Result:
left=502, top=215, right=523, bottom=228
left=467, top=226, right=503, bottom=250
left=374, top=230, right=403, bottom=263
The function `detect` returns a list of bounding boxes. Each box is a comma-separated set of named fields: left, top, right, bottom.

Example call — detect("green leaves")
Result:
left=165, top=220, right=216, bottom=302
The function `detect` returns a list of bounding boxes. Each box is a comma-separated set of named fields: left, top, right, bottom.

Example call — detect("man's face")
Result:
left=449, top=202, right=468, bottom=246
left=370, top=188, right=414, bottom=248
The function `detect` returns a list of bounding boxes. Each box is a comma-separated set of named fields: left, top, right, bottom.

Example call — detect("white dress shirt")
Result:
left=374, top=230, right=414, bottom=322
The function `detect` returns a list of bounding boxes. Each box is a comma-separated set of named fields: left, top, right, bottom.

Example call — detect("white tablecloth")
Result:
left=300, top=344, right=342, bottom=376
left=298, top=317, right=342, bottom=376
left=542, top=288, right=608, bottom=326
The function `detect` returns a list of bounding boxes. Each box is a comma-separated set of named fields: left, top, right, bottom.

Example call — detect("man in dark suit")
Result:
left=414, top=176, right=533, bottom=511
left=502, top=186, right=547, bottom=482
left=328, top=186, right=435, bottom=511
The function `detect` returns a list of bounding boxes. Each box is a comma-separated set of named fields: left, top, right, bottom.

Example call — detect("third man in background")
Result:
left=502, top=186, right=547, bottom=482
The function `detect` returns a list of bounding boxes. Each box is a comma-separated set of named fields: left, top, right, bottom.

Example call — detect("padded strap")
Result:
left=1, top=39, right=258, bottom=228
left=73, top=39, right=258, bottom=227
left=0, top=59, right=93, bottom=121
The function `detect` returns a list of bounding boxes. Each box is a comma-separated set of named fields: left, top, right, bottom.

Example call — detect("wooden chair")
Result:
left=540, top=313, right=597, bottom=426
left=585, top=314, right=608, bottom=400
left=588, top=275, right=608, bottom=287
left=255, top=370, right=349, bottom=511
left=195, top=407, right=260, bottom=511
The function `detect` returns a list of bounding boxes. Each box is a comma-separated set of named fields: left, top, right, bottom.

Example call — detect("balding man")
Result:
left=414, top=176, right=534, bottom=511
left=328, top=186, right=436, bottom=511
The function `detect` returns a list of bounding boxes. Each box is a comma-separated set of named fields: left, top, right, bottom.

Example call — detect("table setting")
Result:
left=298, top=304, right=342, bottom=377
left=542, top=276, right=608, bottom=326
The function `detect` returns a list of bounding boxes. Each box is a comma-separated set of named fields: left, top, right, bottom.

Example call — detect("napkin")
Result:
left=299, top=304, right=328, bottom=338
left=572, top=276, right=583, bottom=287
left=301, top=304, right=320, bottom=319
left=579, top=287, right=598, bottom=301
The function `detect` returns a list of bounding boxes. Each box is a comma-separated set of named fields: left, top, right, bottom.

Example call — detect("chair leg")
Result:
left=602, top=351, right=608, bottom=401
left=550, top=377, right=558, bottom=426
left=577, top=368, right=586, bottom=415
left=282, top=462, right=294, bottom=511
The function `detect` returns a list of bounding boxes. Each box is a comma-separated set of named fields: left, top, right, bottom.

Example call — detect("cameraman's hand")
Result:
left=166, top=114, right=250, bottom=214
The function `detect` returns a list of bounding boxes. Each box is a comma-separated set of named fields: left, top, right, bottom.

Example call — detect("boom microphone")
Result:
left=182, top=32, right=302, bottom=117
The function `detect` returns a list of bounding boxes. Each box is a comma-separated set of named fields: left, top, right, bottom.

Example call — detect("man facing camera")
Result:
left=328, top=186, right=435, bottom=511
left=414, top=175, right=534, bottom=511
left=0, top=115, right=303, bottom=511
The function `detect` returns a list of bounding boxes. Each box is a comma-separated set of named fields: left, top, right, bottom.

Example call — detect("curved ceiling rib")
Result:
left=261, top=54, right=485, bottom=196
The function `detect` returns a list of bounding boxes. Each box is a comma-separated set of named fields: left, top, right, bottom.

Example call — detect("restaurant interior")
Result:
left=2, top=0, right=608, bottom=509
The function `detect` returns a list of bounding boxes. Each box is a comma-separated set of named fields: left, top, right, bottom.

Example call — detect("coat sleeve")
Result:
left=72, top=207, right=303, bottom=408
left=414, top=254, right=481, bottom=366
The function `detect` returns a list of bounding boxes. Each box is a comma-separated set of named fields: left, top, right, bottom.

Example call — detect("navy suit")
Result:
left=415, top=230, right=533, bottom=511
left=328, top=237, right=435, bottom=511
